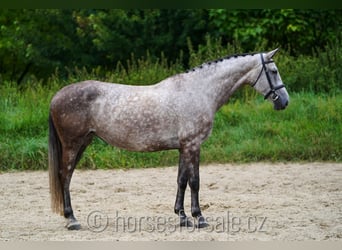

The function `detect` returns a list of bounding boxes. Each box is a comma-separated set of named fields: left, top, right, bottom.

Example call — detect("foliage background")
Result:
left=1, top=9, right=341, bottom=87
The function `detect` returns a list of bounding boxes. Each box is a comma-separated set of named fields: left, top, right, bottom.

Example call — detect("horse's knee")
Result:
left=178, top=175, right=188, bottom=190
left=189, top=177, right=199, bottom=192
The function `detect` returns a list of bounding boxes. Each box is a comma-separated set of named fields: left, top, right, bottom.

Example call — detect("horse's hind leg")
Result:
left=59, top=145, right=81, bottom=230
left=60, top=135, right=93, bottom=230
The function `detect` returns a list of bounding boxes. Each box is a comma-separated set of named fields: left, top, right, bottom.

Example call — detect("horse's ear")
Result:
left=266, top=48, right=279, bottom=59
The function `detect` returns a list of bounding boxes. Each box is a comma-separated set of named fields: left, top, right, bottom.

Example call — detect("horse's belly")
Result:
left=93, top=109, right=180, bottom=151
left=98, top=128, right=180, bottom=152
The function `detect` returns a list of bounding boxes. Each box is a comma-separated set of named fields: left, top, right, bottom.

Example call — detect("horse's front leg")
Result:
left=187, top=147, right=209, bottom=228
left=175, top=147, right=209, bottom=228
left=174, top=149, right=193, bottom=227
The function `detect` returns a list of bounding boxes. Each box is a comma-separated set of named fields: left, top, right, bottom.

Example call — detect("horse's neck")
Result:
left=184, top=56, right=259, bottom=112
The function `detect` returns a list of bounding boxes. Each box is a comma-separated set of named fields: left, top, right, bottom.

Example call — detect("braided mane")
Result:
left=186, top=52, right=259, bottom=73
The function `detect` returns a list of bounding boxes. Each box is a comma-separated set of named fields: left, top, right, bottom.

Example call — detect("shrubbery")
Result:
left=1, top=9, right=342, bottom=86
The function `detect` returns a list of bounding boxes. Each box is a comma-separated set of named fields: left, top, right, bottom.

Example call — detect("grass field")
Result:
left=1, top=80, right=341, bottom=171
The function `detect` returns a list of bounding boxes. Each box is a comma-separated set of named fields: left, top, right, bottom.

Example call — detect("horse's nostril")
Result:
left=285, top=100, right=288, bottom=106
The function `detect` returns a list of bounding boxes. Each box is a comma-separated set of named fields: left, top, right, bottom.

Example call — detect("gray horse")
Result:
left=49, top=49, right=289, bottom=230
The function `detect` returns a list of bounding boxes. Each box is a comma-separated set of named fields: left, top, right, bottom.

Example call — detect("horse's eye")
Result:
left=271, top=69, right=278, bottom=74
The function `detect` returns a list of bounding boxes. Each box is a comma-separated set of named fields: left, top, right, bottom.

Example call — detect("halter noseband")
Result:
left=251, top=53, right=285, bottom=101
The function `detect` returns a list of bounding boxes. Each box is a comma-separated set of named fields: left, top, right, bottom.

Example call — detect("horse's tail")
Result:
left=48, top=113, right=64, bottom=215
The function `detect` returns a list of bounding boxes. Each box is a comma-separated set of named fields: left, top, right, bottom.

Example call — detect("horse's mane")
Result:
left=186, top=52, right=259, bottom=73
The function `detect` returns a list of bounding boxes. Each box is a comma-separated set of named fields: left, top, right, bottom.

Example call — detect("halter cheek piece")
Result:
left=251, top=53, right=285, bottom=101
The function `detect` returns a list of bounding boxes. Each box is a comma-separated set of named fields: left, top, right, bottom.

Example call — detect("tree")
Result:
left=1, top=9, right=341, bottom=84
left=208, top=9, right=342, bottom=55
left=73, top=9, right=209, bottom=67
left=0, top=9, right=78, bottom=84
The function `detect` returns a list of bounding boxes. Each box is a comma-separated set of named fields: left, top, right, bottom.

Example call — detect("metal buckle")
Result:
left=271, top=93, right=279, bottom=101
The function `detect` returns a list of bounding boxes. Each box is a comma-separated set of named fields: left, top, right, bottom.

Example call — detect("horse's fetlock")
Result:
left=64, top=207, right=73, bottom=218
left=191, top=208, right=202, bottom=218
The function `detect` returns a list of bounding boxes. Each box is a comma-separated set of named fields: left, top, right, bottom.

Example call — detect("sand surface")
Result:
left=0, top=163, right=341, bottom=241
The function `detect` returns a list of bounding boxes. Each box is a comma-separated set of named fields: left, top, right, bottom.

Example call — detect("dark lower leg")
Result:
left=174, top=150, right=193, bottom=227
left=174, top=149, right=188, bottom=215
left=189, top=176, right=208, bottom=228
left=189, top=180, right=201, bottom=218
left=175, top=189, right=192, bottom=227
left=188, top=148, right=208, bottom=228
left=64, top=138, right=92, bottom=223
left=174, top=169, right=188, bottom=215
left=57, top=133, right=92, bottom=230
left=60, top=147, right=81, bottom=230
left=62, top=177, right=80, bottom=230
left=63, top=181, right=75, bottom=219
left=174, top=189, right=186, bottom=216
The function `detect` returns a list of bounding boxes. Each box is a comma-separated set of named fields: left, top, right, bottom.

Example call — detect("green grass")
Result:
left=1, top=79, right=341, bottom=171
left=202, top=92, right=342, bottom=163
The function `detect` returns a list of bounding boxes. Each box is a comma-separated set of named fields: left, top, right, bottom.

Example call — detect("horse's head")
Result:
left=251, top=48, right=289, bottom=110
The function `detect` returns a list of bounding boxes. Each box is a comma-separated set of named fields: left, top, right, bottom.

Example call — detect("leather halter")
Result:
left=251, top=53, right=285, bottom=101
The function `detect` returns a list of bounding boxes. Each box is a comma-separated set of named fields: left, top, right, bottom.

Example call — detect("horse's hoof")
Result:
left=66, top=220, right=81, bottom=230
left=196, top=216, right=209, bottom=228
left=180, top=216, right=194, bottom=228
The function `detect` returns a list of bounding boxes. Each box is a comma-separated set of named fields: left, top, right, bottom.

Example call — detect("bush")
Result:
left=276, top=38, right=342, bottom=94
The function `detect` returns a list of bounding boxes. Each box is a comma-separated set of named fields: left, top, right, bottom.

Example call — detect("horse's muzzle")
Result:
left=273, top=96, right=289, bottom=110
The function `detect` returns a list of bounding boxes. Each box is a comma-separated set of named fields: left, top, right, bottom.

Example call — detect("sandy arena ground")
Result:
left=0, top=163, right=341, bottom=241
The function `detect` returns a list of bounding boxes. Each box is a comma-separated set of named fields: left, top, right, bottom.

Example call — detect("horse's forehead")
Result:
left=266, top=62, right=278, bottom=70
